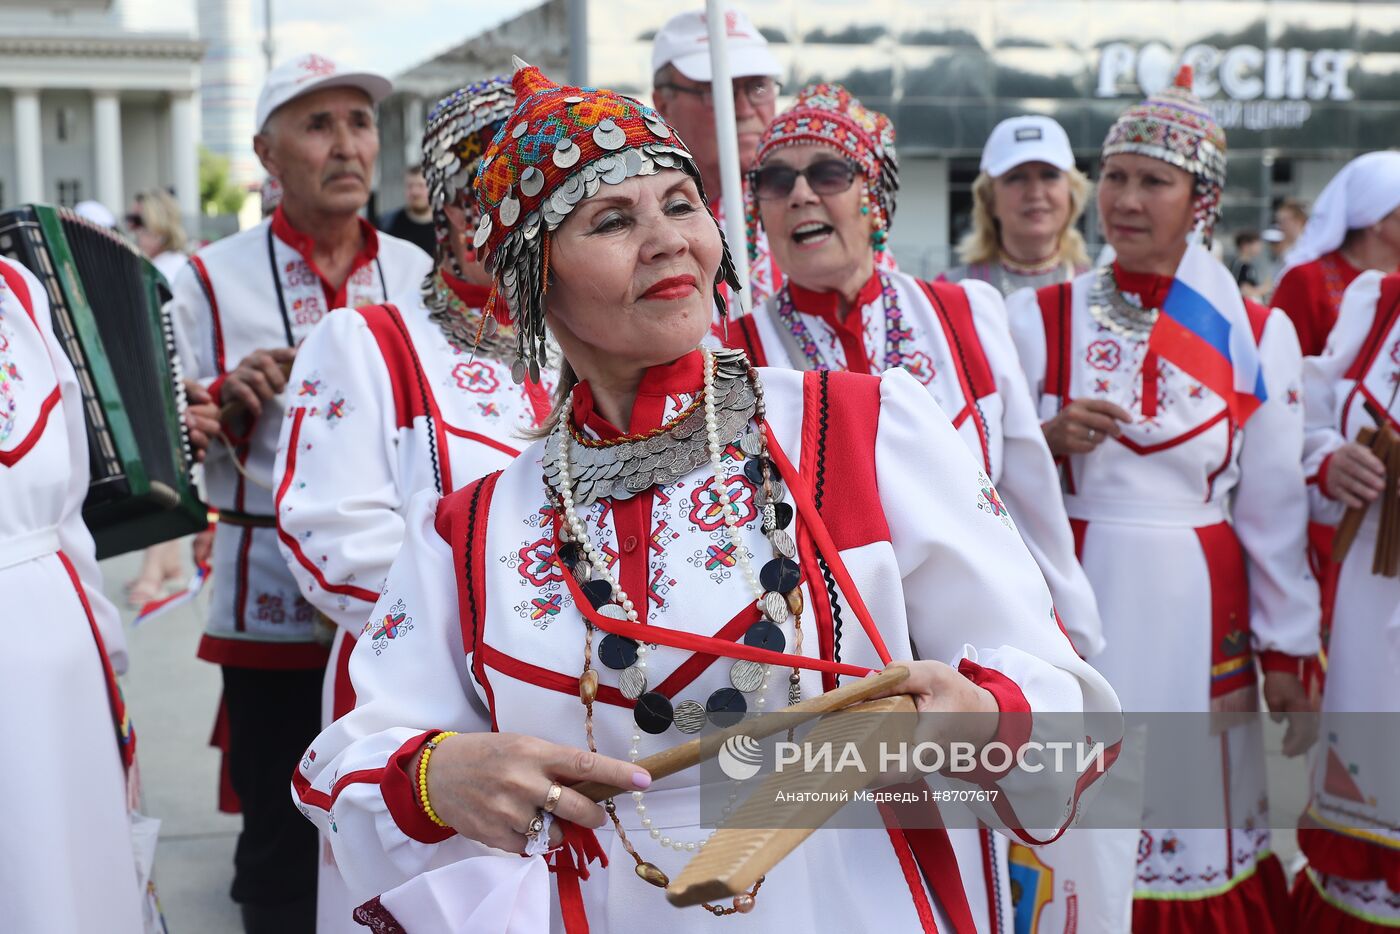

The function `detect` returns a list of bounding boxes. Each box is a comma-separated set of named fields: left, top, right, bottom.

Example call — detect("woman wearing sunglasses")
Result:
left=292, top=63, right=1121, bottom=932
left=725, top=84, right=1104, bottom=934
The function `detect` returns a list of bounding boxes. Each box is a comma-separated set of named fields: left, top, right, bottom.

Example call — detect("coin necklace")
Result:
left=421, top=268, right=516, bottom=360
left=557, top=348, right=802, bottom=915
left=1086, top=263, right=1160, bottom=341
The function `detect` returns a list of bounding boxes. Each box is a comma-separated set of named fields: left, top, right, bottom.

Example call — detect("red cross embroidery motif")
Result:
left=517, top=539, right=564, bottom=587
left=299, top=379, right=322, bottom=396
left=705, top=542, right=737, bottom=570
left=903, top=350, right=935, bottom=385
left=529, top=594, right=563, bottom=620
left=477, top=402, right=500, bottom=417
left=1093, top=377, right=1112, bottom=394
left=1086, top=339, right=1121, bottom=371
left=1189, top=384, right=1205, bottom=399
left=327, top=398, right=347, bottom=420
left=722, top=441, right=744, bottom=462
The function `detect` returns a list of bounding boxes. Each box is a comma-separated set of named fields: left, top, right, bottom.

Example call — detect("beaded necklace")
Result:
left=551, top=348, right=801, bottom=917
left=775, top=271, right=907, bottom=372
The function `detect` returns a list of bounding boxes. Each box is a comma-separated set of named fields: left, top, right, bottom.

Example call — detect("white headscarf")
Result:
left=1281, top=151, right=1400, bottom=277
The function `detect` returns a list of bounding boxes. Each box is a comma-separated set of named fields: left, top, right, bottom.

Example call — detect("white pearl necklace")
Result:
left=556, top=348, right=772, bottom=853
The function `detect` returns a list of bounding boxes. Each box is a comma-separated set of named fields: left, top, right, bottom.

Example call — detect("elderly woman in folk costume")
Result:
left=722, top=85, right=1104, bottom=934
left=291, top=60, right=1121, bottom=933
left=1005, top=68, right=1320, bottom=931
left=273, top=78, right=554, bottom=933
left=1294, top=267, right=1400, bottom=930
left=943, top=115, right=1093, bottom=298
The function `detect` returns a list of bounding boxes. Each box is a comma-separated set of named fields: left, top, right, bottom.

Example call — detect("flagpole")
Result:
left=705, top=0, right=751, bottom=317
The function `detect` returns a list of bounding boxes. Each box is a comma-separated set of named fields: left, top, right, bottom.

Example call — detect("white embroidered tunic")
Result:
left=1297, top=269, right=1400, bottom=924
left=168, top=207, right=432, bottom=667
left=1006, top=265, right=1319, bottom=913
left=274, top=275, right=554, bottom=720
left=730, top=270, right=1103, bottom=658
left=293, top=355, right=1122, bottom=933
left=0, top=258, right=144, bottom=933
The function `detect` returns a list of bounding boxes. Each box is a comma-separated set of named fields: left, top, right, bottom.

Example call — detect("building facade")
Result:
left=380, top=0, right=1399, bottom=277
left=0, top=0, right=202, bottom=226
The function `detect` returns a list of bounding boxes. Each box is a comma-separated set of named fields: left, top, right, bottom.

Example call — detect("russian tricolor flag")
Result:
left=1149, top=244, right=1267, bottom=424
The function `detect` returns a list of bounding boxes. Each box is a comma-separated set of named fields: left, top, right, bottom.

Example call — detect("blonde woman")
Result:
left=944, top=115, right=1091, bottom=297
left=124, top=187, right=195, bottom=608
left=126, top=188, right=190, bottom=285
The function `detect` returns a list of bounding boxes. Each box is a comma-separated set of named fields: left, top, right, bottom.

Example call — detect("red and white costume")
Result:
left=728, top=271, right=1103, bottom=655
left=275, top=275, right=553, bottom=721
left=0, top=258, right=144, bottom=932
left=169, top=206, right=431, bottom=667
left=274, top=276, right=553, bottom=931
left=1007, top=265, right=1320, bottom=931
left=1296, top=269, right=1400, bottom=929
left=728, top=272, right=1107, bottom=933
left=292, top=355, right=1122, bottom=933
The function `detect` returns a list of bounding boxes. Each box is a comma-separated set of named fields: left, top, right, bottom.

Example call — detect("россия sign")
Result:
left=1096, top=41, right=1354, bottom=131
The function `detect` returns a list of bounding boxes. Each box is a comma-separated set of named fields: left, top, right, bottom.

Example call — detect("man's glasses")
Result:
left=749, top=159, right=859, bottom=201
left=656, top=76, right=781, bottom=108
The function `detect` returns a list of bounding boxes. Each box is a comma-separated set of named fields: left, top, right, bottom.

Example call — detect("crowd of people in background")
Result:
left=8, top=5, right=1400, bottom=934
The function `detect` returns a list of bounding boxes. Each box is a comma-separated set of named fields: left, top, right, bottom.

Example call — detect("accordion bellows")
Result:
left=0, top=205, right=206, bottom=557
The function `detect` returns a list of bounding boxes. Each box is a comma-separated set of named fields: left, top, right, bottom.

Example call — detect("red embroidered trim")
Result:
left=953, top=659, right=1033, bottom=785
left=351, top=897, right=407, bottom=934
left=189, top=254, right=227, bottom=371
left=0, top=386, right=61, bottom=467
left=275, top=407, right=382, bottom=604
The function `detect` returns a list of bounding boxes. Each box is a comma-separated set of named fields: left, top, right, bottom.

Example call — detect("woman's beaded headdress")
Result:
left=421, top=76, right=515, bottom=274
left=749, top=83, right=899, bottom=259
left=1101, top=65, right=1228, bottom=240
left=472, top=58, right=742, bottom=383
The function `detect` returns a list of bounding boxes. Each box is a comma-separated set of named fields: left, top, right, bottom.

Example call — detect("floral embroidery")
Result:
left=688, top=475, right=757, bottom=531
left=1086, top=339, right=1121, bottom=371
left=452, top=360, right=500, bottom=393
left=904, top=350, right=936, bottom=385
left=477, top=401, right=501, bottom=418
left=976, top=473, right=1014, bottom=530
left=298, top=377, right=323, bottom=397
left=0, top=320, right=21, bottom=444
left=363, top=598, right=414, bottom=654
left=512, top=537, right=565, bottom=587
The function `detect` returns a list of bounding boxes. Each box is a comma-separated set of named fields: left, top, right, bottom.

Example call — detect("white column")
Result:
left=13, top=89, right=43, bottom=204
left=93, top=90, right=124, bottom=213
left=169, top=91, right=200, bottom=227
left=403, top=95, right=425, bottom=165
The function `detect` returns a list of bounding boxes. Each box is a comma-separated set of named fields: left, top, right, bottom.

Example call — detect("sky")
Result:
left=256, top=0, right=544, bottom=77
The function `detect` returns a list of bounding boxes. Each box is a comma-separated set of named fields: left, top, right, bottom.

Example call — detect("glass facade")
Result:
left=587, top=0, right=1398, bottom=274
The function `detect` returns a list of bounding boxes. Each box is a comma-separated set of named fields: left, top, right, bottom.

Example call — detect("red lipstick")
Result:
left=641, top=274, right=697, bottom=301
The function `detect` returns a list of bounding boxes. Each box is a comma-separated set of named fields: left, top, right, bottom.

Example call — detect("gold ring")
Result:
left=543, top=781, right=563, bottom=813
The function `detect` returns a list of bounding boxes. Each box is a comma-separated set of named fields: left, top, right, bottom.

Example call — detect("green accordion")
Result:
left=0, top=204, right=207, bottom=558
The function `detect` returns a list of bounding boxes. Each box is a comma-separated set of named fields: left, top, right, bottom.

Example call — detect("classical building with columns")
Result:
left=0, top=0, right=202, bottom=225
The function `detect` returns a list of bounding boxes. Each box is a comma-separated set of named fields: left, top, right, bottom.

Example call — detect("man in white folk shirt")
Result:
left=652, top=6, right=784, bottom=318
left=167, top=52, right=431, bottom=932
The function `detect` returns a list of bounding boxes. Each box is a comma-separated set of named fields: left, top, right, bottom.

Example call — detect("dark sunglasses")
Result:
left=749, top=159, right=859, bottom=201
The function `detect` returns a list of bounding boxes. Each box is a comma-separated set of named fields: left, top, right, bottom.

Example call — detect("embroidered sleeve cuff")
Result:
left=381, top=730, right=457, bottom=845
left=1317, top=452, right=1337, bottom=499
left=955, top=658, right=1032, bottom=785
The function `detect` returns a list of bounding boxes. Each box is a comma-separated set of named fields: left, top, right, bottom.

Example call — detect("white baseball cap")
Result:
left=980, top=115, right=1076, bottom=178
left=256, top=53, right=392, bottom=132
left=651, top=8, right=782, bottom=83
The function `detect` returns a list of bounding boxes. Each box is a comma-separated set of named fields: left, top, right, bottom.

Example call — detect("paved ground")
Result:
left=102, top=549, right=243, bottom=934
left=100, top=546, right=1309, bottom=934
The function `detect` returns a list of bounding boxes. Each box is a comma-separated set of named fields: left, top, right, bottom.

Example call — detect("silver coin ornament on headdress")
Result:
left=471, top=57, right=743, bottom=384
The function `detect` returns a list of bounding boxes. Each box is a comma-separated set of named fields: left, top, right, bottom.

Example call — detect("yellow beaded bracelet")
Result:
left=416, top=731, right=458, bottom=827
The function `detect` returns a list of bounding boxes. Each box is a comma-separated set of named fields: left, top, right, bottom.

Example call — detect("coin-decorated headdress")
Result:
left=472, top=58, right=742, bottom=384
left=421, top=75, right=515, bottom=273
left=1101, top=65, right=1228, bottom=239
